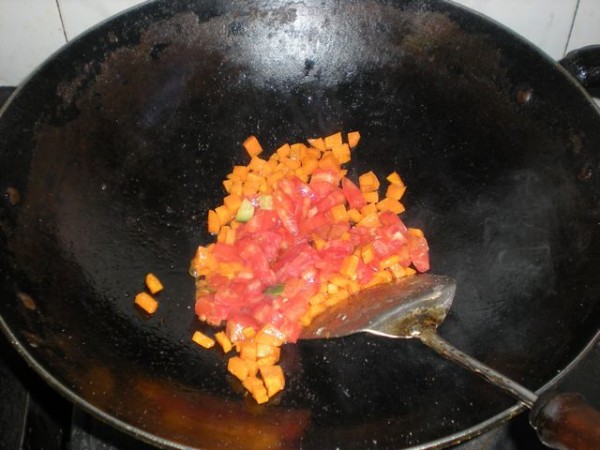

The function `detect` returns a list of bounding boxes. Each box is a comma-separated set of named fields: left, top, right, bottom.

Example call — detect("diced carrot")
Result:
left=289, top=143, right=305, bottom=160
left=347, top=208, right=362, bottom=223
left=243, top=135, right=263, bottom=157
left=223, top=179, right=233, bottom=193
left=242, top=376, right=269, bottom=404
left=276, top=143, right=291, bottom=158
left=217, top=225, right=229, bottom=243
left=379, top=255, right=401, bottom=270
left=388, top=263, right=406, bottom=279
left=135, top=292, right=158, bottom=314
left=331, top=143, right=351, bottom=164
left=255, top=325, right=286, bottom=347
left=300, top=158, right=319, bottom=175
left=192, top=331, right=215, bottom=349
left=242, top=327, right=257, bottom=339
left=145, top=273, right=163, bottom=294
left=407, top=227, right=425, bottom=238
left=330, top=275, right=349, bottom=287
left=256, top=355, right=279, bottom=367
left=358, top=171, right=380, bottom=192
left=361, top=243, right=374, bottom=264
left=304, top=148, right=321, bottom=159
left=357, top=212, right=381, bottom=228
left=207, top=210, right=220, bottom=234
left=230, top=182, right=243, bottom=197
left=330, top=204, right=348, bottom=222
left=215, top=331, right=233, bottom=353
left=376, top=197, right=405, bottom=214
left=228, top=356, right=249, bottom=381
left=215, top=205, right=232, bottom=226
left=281, top=156, right=301, bottom=170
left=386, top=171, right=404, bottom=186
left=318, top=151, right=341, bottom=171
left=309, top=302, right=327, bottom=318
left=232, top=165, right=249, bottom=181
left=260, top=365, right=285, bottom=398
left=362, top=191, right=379, bottom=204
left=245, top=359, right=259, bottom=377
left=307, top=137, right=326, bottom=151
left=309, top=293, right=326, bottom=305
left=256, top=343, right=280, bottom=360
left=223, top=193, right=242, bottom=213
left=360, top=203, right=378, bottom=216
left=340, top=254, right=360, bottom=279
left=347, top=131, right=361, bottom=148
left=248, top=156, right=267, bottom=173
left=224, top=227, right=236, bottom=245
left=324, top=131, right=343, bottom=149
left=325, top=289, right=349, bottom=306
left=240, top=341, right=258, bottom=361
left=386, top=183, right=406, bottom=201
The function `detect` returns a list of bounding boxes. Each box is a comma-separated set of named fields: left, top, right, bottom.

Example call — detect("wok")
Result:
left=1, top=0, right=600, bottom=448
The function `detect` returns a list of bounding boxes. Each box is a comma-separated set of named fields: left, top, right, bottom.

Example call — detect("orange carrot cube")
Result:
left=134, top=292, right=158, bottom=314
left=145, top=273, right=163, bottom=294
left=260, top=365, right=285, bottom=398
left=192, top=331, right=215, bottom=349
left=227, top=356, right=249, bottom=381
left=347, top=131, right=361, bottom=148
left=215, top=331, right=233, bottom=353
left=243, top=135, right=263, bottom=157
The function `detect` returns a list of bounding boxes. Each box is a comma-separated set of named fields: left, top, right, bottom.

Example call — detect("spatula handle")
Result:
left=529, top=391, right=600, bottom=450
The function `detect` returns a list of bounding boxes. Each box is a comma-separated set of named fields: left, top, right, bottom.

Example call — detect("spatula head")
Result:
left=299, top=274, right=456, bottom=340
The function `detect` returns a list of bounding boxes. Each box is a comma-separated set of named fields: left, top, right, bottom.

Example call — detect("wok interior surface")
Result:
left=1, top=0, right=600, bottom=448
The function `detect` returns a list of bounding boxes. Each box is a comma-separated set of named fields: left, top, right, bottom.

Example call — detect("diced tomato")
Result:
left=309, top=180, right=337, bottom=201
left=212, top=243, right=243, bottom=264
left=314, top=189, right=346, bottom=214
left=407, top=234, right=430, bottom=272
left=194, top=134, right=430, bottom=349
left=237, top=238, right=276, bottom=285
left=310, top=169, right=339, bottom=185
left=226, top=312, right=261, bottom=341
left=275, top=244, right=320, bottom=279
left=342, top=177, right=366, bottom=209
left=299, top=213, right=331, bottom=234
left=195, top=293, right=229, bottom=326
left=242, top=209, right=280, bottom=234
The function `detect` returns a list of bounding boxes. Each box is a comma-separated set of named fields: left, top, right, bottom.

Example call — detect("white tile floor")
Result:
left=0, top=0, right=599, bottom=86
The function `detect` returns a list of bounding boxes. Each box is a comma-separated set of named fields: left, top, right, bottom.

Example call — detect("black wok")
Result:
left=1, top=1, right=600, bottom=448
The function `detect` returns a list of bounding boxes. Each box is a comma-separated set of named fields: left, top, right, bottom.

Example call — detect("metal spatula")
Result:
left=300, top=274, right=600, bottom=450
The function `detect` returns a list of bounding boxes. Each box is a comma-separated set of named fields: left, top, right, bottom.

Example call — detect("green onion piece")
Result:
left=235, top=198, right=255, bottom=222
left=263, top=284, right=285, bottom=296
left=259, top=194, right=274, bottom=210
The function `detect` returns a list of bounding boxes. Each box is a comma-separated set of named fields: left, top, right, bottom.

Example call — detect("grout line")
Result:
left=564, top=0, right=581, bottom=56
left=54, top=0, right=69, bottom=42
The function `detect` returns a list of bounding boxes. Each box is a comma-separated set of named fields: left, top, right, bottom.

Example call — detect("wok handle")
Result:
left=529, top=391, right=600, bottom=450
left=559, top=45, right=600, bottom=98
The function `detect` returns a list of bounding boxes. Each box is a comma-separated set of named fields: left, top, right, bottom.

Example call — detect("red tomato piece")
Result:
left=407, top=234, right=430, bottom=272
left=315, top=188, right=346, bottom=213
left=341, top=177, right=366, bottom=209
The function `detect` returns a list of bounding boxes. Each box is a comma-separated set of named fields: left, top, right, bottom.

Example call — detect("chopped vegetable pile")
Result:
left=187, top=131, right=430, bottom=403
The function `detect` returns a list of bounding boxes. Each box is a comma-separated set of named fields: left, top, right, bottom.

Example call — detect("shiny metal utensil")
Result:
left=300, top=274, right=600, bottom=450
